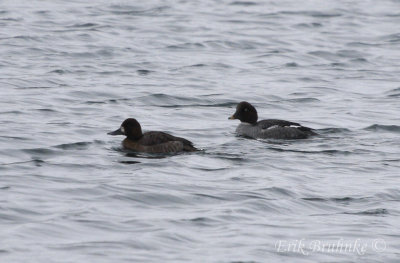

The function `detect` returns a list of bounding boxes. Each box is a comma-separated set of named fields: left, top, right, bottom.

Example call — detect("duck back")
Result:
left=123, top=131, right=197, bottom=153
left=236, top=120, right=316, bottom=139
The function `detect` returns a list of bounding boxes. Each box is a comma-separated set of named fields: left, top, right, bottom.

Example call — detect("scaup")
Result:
left=108, top=118, right=197, bottom=153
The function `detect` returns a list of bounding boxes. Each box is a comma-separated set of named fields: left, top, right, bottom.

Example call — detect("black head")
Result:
left=108, top=118, right=143, bottom=140
left=228, top=101, right=258, bottom=124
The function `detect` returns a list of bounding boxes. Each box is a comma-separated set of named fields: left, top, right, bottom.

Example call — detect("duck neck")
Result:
left=241, top=121, right=257, bottom=126
left=126, top=126, right=143, bottom=141
left=127, top=134, right=142, bottom=141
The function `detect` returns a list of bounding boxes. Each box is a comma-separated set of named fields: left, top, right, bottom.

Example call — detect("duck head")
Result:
left=108, top=118, right=143, bottom=140
left=229, top=101, right=258, bottom=124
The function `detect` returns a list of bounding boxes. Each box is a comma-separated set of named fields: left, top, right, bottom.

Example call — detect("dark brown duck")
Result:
left=108, top=118, right=197, bottom=153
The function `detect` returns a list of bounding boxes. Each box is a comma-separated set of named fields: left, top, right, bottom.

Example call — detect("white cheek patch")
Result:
left=120, top=126, right=125, bottom=134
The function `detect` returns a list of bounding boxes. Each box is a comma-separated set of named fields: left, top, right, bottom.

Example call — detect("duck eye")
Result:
left=244, top=108, right=249, bottom=112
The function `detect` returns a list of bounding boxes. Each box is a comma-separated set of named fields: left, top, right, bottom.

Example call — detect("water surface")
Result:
left=1, top=0, right=400, bottom=262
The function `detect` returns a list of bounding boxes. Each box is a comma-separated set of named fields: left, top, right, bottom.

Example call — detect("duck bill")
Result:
left=108, top=128, right=124, bottom=135
left=228, top=114, right=237, bottom=120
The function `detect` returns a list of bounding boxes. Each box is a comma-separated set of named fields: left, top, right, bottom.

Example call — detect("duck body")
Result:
left=230, top=102, right=316, bottom=140
left=108, top=118, right=197, bottom=153
left=236, top=119, right=315, bottom=139
left=122, top=131, right=197, bottom=153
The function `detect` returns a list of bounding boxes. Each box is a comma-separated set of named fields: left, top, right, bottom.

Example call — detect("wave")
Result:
left=343, top=208, right=389, bottom=216
left=317, top=127, right=352, bottom=134
left=302, top=196, right=369, bottom=204
left=385, top=87, right=400, bottom=97
left=230, top=1, right=258, bottom=6
left=364, top=124, right=400, bottom=133
left=137, top=93, right=236, bottom=108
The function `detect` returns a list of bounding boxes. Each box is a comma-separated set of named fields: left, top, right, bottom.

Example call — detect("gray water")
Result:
left=1, top=0, right=400, bottom=262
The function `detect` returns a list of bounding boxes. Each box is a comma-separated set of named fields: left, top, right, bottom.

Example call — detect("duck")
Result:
left=228, top=101, right=316, bottom=139
left=108, top=118, right=197, bottom=153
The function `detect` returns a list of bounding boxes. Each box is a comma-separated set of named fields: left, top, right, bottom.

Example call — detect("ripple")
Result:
left=308, top=51, right=339, bottom=61
left=364, top=124, right=400, bottom=133
left=0, top=159, right=45, bottom=166
left=294, top=22, right=323, bottom=28
left=167, top=42, right=206, bottom=50
left=137, top=93, right=235, bottom=108
left=382, top=33, right=400, bottom=43
left=302, top=196, right=370, bottom=204
left=284, top=62, right=299, bottom=67
left=317, top=128, right=352, bottom=134
left=280, top=10, right=342, bottom=18
left=285, top=97, right=320, bottom=103
left=107, top=5, right=170, bottom=16
left=49, top=69, right=68, bottom=74
left=386, top=87, right=400, bottom=97
left=230, top=1, right=258, bottom=6
left=184, top=217, right=219, bottom=227
left=265, top=146, right=353, bottom=156
left=136, top=69, right=153, bottom=75
left=343, top=208, right=390, bottom=216
left=54, top=141, right=94, bottom=150
left=68, top=23, right=99, bottom=28
left=22, top=147, right=56, bottom=156
left=111, top=192, right=189, bottom=206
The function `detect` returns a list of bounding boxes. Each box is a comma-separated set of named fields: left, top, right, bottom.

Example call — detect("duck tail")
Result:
left=183, top=144, right=199, bottom=152
left=298, top=126, right=317, bottom=135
